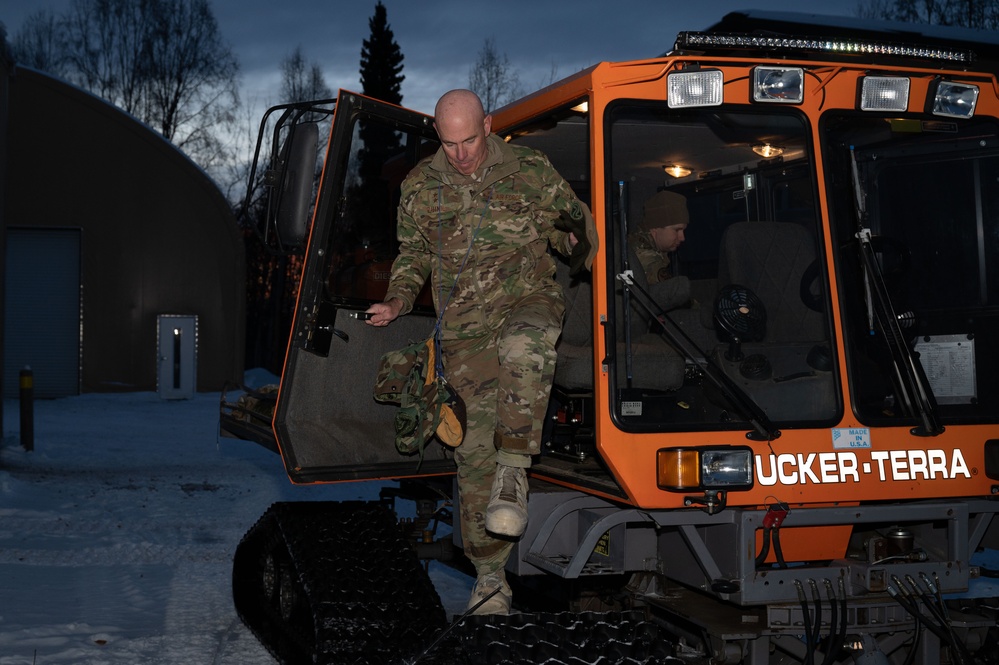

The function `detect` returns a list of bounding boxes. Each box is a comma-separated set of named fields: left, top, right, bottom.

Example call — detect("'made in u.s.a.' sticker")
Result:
left=831, top=427, right=871, bottom=449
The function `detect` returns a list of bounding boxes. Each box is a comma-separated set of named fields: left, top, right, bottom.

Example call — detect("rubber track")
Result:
left=424, top=609, right=683, bottom=665
left=233, top=501, right=448, bottom=664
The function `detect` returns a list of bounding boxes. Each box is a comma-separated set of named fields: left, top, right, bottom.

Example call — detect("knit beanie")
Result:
left=641, top=190, right=689, bottom=231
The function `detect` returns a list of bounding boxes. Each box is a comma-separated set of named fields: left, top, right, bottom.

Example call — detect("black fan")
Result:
left=714, top=284, right=766, bottom=361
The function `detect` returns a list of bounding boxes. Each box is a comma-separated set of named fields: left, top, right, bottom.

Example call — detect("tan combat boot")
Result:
left=466, top=570, right=512, bottom=615
left=485, top=463, right=528, bottom=537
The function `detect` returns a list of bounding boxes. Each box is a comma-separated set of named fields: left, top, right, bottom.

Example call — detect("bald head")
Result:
left=434, top=89, right=492, bottom=175
left=435, top=89, right=486, bottom=122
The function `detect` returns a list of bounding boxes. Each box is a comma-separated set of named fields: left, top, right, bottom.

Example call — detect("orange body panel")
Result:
left=493, top=57, right=999, bottom=511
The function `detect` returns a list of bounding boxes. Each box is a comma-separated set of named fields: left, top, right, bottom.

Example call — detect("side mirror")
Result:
left=273, top=121, right=319, bottom=250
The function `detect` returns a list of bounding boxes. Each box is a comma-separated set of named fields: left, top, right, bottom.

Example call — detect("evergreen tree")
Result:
left=352, top=2, right=407, bottom=265
left=359, top=1, right=404, bottom=105
left=356, top=2, right=404, bottom=168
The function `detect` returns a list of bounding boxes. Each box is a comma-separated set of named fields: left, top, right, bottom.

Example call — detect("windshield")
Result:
left=603, top=102, right=839, bottom=433
left=823, top=114, right=999, bottom=426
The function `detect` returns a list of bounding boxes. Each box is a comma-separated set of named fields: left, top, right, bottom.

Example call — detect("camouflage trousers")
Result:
left=442, top=292, right=564, bottom=575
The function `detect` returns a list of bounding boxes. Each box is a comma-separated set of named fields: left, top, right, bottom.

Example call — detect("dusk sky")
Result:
left=1, top=1, right=869, bottom=116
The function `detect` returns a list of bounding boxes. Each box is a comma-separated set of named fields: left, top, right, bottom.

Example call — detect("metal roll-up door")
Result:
left=4, top=228, right=82, bottom=398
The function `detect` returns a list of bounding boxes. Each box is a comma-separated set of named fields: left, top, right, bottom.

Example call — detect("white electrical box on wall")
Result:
left=157, top=315, right=197, bottom=399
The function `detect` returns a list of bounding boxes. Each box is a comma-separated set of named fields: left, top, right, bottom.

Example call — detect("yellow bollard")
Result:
left=19, top=367, right=33, bottom=452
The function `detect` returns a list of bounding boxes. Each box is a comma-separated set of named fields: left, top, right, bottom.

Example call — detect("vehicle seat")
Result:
left=713, top=221, right=824, bottom=343
left=554, top=254, right=684, bottom=391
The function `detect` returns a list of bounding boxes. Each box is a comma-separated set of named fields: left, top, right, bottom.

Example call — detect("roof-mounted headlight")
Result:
left=668, top=69, right=724, bottom=108
left=859, top=76, right=910, bottom=112
left=753, top=67, right=804, bottom=104
left=657, top=446, right=753, bottom=491
left=929, top=80, right=979, bottom=119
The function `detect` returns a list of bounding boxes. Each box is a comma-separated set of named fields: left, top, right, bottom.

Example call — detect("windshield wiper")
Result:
left=850, top=147, right=944, bottom=437
left=611, top=180, right=778, bottom=443
left=617, top=271, right=781, bottom=443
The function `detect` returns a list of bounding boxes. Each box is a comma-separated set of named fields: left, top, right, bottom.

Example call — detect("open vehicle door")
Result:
left=250, top=91, right=451, bottom=484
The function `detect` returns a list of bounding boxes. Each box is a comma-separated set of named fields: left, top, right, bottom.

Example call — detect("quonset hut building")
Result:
left=0, top=42, right=245, bottom=400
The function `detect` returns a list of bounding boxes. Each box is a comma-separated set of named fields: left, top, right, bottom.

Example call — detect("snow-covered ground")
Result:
left=0, top=384, right=472, bottom=664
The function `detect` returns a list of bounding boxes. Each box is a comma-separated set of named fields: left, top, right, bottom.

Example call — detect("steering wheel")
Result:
left=799, top=259, right=824, bottom=312
left=868, top=234, right=911, bottom=285
left=800, top=236, right=911, bottom=314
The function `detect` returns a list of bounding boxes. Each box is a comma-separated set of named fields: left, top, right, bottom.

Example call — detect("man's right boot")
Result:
left=466, top=570, right=512, bottom=615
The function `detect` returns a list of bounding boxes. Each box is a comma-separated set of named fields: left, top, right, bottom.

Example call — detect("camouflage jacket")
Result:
left=629, top=229, right=672, bottom=285
left=386, top=134, right=585, bottom=339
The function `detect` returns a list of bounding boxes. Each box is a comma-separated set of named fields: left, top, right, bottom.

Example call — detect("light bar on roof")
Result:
left=929, top=80, right=979, bottom=119
left=667, top=69, right=724, bottom=108
left=675, top=32, right=974, bottom=64
left=860, top=76, right=910, bottom=112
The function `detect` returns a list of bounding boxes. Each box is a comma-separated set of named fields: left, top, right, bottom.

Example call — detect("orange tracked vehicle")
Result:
left=224, top=11, right=999, bottom=664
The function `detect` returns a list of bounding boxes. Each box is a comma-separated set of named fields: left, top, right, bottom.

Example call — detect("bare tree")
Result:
left=538, top=60, right=561, bottom=89
left=855, top=0, right=890, bottom=19
left=10, top=9, right=66, bottom=74
left=142, top=0, right=240, bottom=165
left=62, top=0, right=150, bottom=115
left=944, top=0, right=999, bottom=27
left=281, top=46, right=332, bottom=103
left=278, top=46, right=332, bottom=163
left=857, top=0, right=999, bottom=28
left=14, top=0, right=241, bottom=173
left=469, top=38, right=522, bottom=113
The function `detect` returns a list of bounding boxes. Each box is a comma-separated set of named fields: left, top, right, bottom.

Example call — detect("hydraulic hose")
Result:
left=837, top=578, right=848, bottom=656
left=901, top=616, right=921, bottom=665
left=755, top=527, right=771, bottom=568
left=795, top=580, right=815, bottom=665
left=809, top=579, right=823, bottom=662
left=820, top=580, right=838, bottom=665
left=906, top=575, right=972, bottom=665
left=773, top=526, right=787, bottom=568
left=887, top=578, right=950, bottom=643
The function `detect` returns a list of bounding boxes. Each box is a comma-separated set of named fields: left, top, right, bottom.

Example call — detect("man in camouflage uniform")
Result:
left=366, top=89, right=594, bottom=615
left=629, top=189, right=691, bottom=311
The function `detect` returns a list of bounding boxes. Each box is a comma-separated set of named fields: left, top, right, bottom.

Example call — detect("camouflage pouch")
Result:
left=372, top=337, right=429, bottom=405
left=373, top=336, right=466, bottom=455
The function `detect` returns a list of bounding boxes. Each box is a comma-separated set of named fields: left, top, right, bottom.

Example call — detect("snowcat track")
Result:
left=425, top=609, right=683, bottom=665
left=233, top=501, right=448, bottom=664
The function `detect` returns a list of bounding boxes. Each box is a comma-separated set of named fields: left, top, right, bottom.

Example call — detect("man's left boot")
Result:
left=485, top=463, right=528, bottom=537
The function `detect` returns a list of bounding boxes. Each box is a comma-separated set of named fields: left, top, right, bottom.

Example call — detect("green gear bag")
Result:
left=373, top=336, right=466, bottom=455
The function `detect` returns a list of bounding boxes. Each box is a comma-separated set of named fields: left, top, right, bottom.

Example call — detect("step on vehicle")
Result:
left=222, top=11, right=999, bottom=664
